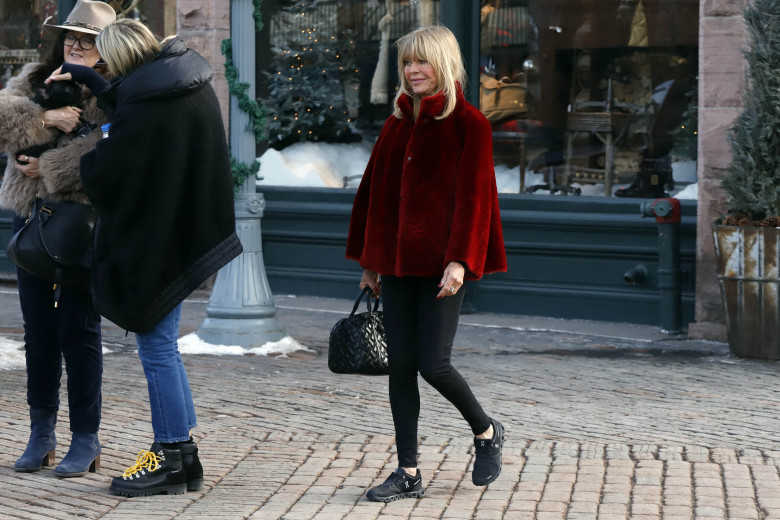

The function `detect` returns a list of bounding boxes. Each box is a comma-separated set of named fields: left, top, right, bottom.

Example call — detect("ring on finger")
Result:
left=449, top=285, right=456, bottom=293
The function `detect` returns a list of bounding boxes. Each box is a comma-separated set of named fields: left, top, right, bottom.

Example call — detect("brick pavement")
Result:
left=0, top=287, right=778, bottom=519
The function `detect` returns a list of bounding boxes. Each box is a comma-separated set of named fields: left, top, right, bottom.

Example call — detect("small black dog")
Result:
left=16, top=80, right=92, bottom=165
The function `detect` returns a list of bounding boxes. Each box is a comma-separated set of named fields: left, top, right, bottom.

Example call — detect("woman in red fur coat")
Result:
left=346, top=25, right=507, bottom=502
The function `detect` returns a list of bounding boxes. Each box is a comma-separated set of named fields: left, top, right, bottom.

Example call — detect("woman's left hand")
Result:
left=15, top=156, right=41, bottom=179
left=437, top=261, right=465, bottom=299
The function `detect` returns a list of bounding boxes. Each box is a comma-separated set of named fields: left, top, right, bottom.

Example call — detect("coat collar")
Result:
left=397, top=83, right=465, bottom=120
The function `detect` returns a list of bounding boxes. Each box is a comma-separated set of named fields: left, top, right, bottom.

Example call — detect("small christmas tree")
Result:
left=263, top=1, right=360, bottom=150
left=723, top=0, right=780, bottom=224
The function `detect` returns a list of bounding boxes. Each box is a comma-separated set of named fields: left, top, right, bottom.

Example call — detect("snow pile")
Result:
left=673, top=182, right=698, bottom=200
left=177, top=333, right=311, bottom=358
left=0, top=337, right=25, bottom=370
left=258, top=142, right=373, bottom=188
left=256, top=141, right=697, bottom=199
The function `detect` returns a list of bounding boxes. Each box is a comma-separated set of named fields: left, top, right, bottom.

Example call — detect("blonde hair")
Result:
left=392, top=25, right=466, bottom=120
left=96, top=18, right=160, bottom=77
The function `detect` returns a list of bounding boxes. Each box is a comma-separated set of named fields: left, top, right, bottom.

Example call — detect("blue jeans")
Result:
left=135, top=304, right=196, bottom=443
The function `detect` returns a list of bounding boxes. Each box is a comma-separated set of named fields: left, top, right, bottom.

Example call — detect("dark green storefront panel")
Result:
left=258, top=186, right=696, bottom=327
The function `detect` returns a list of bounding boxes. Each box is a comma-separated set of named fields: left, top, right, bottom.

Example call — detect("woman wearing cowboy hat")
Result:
left=0, top=0, right=115, bottom=477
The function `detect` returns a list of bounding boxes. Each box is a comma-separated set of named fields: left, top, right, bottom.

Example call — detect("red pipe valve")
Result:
left=640, top=198, right=681, bottom=224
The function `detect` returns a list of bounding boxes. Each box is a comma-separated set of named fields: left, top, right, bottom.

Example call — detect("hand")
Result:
left=437, top=261, right=465, bottom=299
left=359, top=269, right=381, bottom=297
left=43, top=106, right=83, bottom=133
left=44, top=66, right=71, bottom=84
left=15, top=156, right=40, bottom=179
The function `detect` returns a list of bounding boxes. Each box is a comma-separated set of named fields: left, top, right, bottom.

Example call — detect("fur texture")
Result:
left=17, top=80, right=85, bottom=162
left=0, top=62, right=109, bottom=215
left=347, top=88, right=507, bottom=280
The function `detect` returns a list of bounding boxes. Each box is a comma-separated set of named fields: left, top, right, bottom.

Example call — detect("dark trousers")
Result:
left=381, top=276, right=491, bottom=468
left=13, top=215, right=103, bottom=433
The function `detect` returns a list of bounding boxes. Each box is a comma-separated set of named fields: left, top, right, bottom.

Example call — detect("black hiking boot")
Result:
left=179, top=437, right=204, bottom=491
left=109, top=442, right=186, bottom=497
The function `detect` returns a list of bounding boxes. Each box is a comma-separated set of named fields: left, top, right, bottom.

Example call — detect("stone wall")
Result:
left=176, top=0, right=230, bottom=132
left=688, top=0, right=743, bottom=341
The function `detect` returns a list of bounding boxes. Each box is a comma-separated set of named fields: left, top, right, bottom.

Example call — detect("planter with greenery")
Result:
left=714, top=0, right=780, bottom=359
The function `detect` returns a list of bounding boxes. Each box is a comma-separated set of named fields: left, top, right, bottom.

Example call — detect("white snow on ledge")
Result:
left=177, top=333, right=311, bottom=358
left=256, top=141, right=698, bottom=199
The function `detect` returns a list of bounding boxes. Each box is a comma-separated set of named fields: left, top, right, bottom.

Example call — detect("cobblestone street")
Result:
left=0, top=287, right=778, bottom=519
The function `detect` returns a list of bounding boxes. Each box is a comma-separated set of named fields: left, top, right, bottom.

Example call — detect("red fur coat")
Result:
left=346, top=88, right=506, bottom=280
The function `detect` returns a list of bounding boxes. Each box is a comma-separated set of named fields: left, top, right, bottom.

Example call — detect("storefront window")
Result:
left=0, top=1, right=52, bottom=90
left=258, top=0, right=439, bottom=188
left=254, top=0, right=698, bottom=198
left=481, top=0, right=698, bottom=197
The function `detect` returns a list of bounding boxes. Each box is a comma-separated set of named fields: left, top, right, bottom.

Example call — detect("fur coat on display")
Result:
left=346, top=87, right=507, bottom=280
left=0, top=62, right=109, bottom=216
left=80, top=38, right=242, bottom=333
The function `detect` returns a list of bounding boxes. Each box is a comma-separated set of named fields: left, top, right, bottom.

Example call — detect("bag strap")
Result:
left=351, top=286, right=380, bottom=316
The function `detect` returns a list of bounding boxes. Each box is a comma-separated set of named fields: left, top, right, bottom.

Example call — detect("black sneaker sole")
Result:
left=367, top=489, right=425, bottom=502
left=109, top=483, right=187, bottom=497
left=472, top=420, right=505, bottom=486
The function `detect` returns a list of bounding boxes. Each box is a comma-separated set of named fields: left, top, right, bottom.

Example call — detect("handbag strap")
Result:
left=351, top=286, right=380, bottom=316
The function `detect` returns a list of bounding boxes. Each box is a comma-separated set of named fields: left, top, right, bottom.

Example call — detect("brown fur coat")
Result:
left=0, top=62, right=109, bottom=216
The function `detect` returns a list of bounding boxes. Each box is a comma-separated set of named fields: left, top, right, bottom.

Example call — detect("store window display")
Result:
left=479, top=0, right=698, bottom=197
left=250, top=0, right=698, bottom=197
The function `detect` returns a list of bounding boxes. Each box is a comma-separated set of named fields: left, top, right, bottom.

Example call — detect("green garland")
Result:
left=223, top=0, right=266, bottom=192
left=252, top=0, right=263, bottom=32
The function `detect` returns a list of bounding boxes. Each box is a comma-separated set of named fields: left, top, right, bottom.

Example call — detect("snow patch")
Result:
left=0, top=337, right=25, bottom=370
left=258, top=142, right=372, bottom=188
left=177, top=333, right=311, bottom=358
left=256, top=141, right=698, bottom=199
left=672, top=182, right=698, bottom=200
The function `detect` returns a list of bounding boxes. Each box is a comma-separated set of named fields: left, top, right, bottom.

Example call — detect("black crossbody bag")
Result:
left=6, top=197, right=97, bottom=305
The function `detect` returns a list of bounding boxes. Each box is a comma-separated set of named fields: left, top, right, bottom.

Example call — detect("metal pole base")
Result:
left=197, top=316, right=286, bottom=348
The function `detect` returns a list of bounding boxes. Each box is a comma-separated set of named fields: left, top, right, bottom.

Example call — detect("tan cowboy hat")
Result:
left=44, top=0, right=117, bottom=36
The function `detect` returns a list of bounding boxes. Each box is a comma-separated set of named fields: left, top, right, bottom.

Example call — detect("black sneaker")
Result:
left=366, top=468, right=424, bottom=502
left=472, top=418, right=504, bottom=486
left=179, top=437, right=204, bottom=491
left=109, top=442, right=187, bottom=497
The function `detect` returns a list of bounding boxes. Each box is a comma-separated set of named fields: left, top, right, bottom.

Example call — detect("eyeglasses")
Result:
left=63, top=33, right=96, bottom=50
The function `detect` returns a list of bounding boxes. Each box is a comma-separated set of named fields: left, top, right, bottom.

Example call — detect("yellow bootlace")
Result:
left=121, top=449, right=162, bottom=477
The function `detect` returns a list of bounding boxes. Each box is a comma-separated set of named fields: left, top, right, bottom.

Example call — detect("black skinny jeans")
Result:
left=13, top=215, right=103, bottom=433
left=381, top=275, right=491, bottom=468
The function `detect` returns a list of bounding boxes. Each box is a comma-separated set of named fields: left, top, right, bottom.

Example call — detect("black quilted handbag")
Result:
left=328, top=287, right=389, bottom=375
left=6, top=197, right=97, bottom=303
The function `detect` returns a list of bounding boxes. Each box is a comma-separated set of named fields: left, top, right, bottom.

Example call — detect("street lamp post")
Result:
left=196, top=0, right=286, bottom=347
